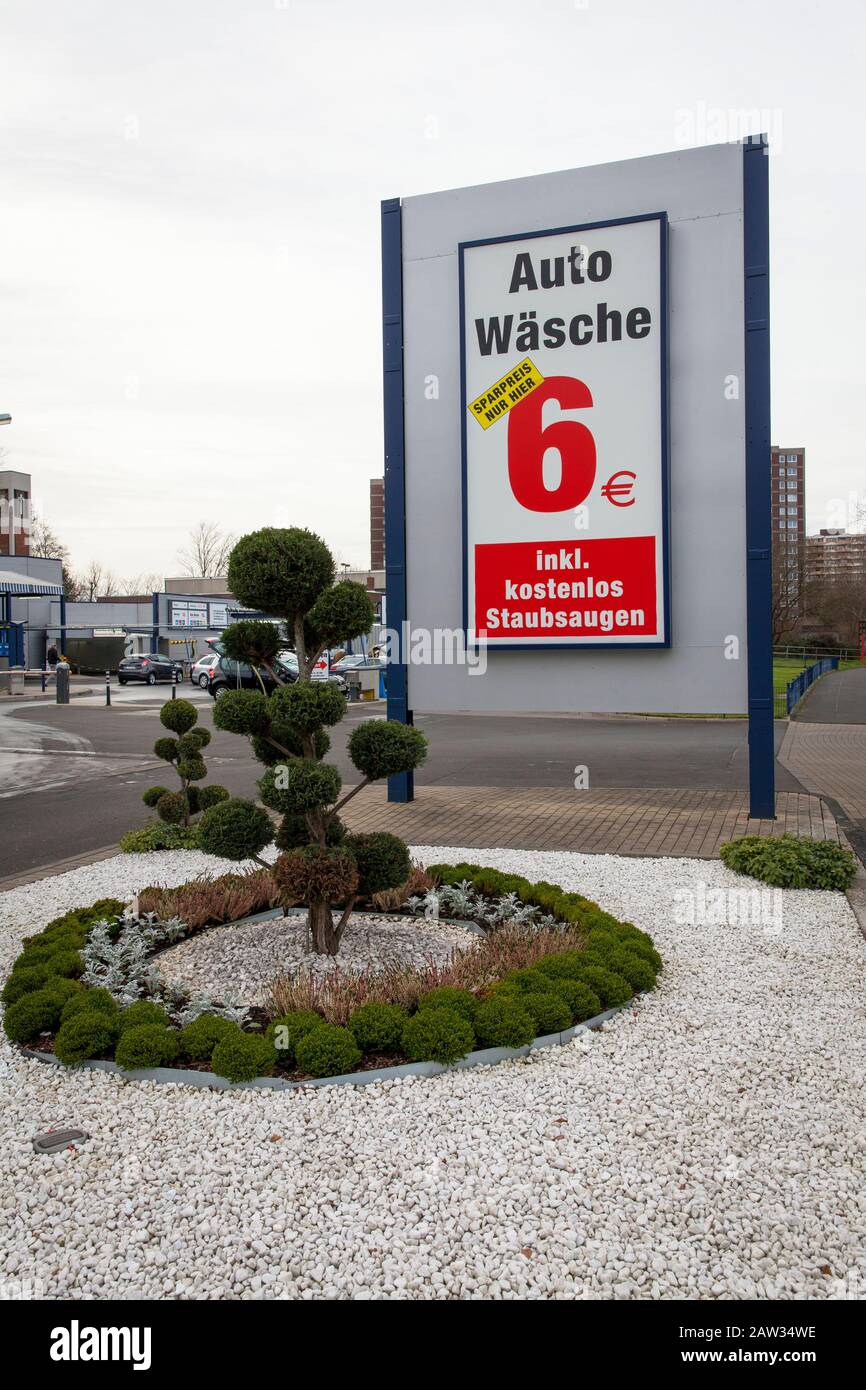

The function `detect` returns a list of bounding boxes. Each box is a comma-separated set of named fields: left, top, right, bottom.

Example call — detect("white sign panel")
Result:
left=460, top=213, right=668, bottom=647
left=169, top=600, right=209, bottom=629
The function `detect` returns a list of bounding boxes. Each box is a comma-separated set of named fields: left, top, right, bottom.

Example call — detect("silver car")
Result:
left=189, top=651, right=221, bottom=688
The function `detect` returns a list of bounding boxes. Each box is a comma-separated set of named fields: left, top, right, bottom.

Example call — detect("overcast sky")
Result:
left=1, top=0, right=864, bottom=581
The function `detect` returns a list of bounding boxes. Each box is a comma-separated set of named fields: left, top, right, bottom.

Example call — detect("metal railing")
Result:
left=785, top=657, right=839, bottom=715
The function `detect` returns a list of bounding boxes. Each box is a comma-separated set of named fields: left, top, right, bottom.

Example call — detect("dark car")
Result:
left=207, top=654, right=298, bottom=699
left=117, top=654, right=181, bottom=686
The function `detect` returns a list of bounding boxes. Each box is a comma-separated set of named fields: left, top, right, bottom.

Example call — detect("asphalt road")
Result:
left=0, top=687, right=802, bottom=878
left=794, top=667, right=866, bottom=724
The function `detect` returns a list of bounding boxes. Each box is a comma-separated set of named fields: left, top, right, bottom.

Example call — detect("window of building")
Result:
left=787, top=520, right=798, bottom=528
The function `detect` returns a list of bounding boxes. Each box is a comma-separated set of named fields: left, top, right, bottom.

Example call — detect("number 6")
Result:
left=507, top=376, right=596, bottom=512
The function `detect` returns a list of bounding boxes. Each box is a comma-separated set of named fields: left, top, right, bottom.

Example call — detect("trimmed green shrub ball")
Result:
left=501, top=967, right=557, bottom=995
left=306, top=579, right=376, bottom=652
left=344, top=832, right=410, bottom=897
left=60, top=988, right=119, bottom=1023
left=159, top=697, right=198, bottom=735
left=197, top=785, right=230, bottom=811
left=347, top=1001, right=407, bottom=1053
left=212, top=689, right=271, bottom=737
left=179, top=727, right=211, bottom=753
left=179, top=1013, right=237, bottom=1061
left=417, top=986, right=478, bottom=1023
left=142, top=785, right=170, bottom=808
left=546, top=977, right=601, bottom=1023
left=260, top=761, right=341, bottom=815
left=211, top=1027, right=278, bottom=1083
left=45, top=949, right=83, bottom=980
left=227, top=526, right=335, bottom=619
left=267, top=680, right=346, bottom=733
left=3, top=988, right=65, bottom=1044
left=154, top=736, right=179, bottom=763
left=474, top=997, right=535, bottom=1050
left=53, top=1011, right=119, bottom=1065
left=347, top=719, right=428, bottom=781
left=276, top=812, right=345, bottom=850
left=535, top=951, right=589, bottom=981
left=609, top=951, right=657, bottom=993
left=197, top=798, right=274, bottom=861
left=519, top=991, right=571, bottom=1035
left=295, top=1023, right=362, bottom=1078
left=114, top=1024, right=179, bottom=1071
left=400, top=1009, right=474, bottom=1065
left=156, top=791, right=188, bottom=825
left=176, top=757, right=207, bottom=783
left=2, top=965, right=51, bottom=1004
left=118, top=1000, right=172, bottom=1032
left=576, top=964, right=633, bottom=1009
left=267, top=1009, right=325, bottom=1063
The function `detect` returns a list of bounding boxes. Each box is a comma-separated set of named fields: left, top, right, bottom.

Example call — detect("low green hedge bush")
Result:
left=53, top=1011, right=120, bottom=1065
left=474, top=997, right=535, bottom=1050
left=347, top=1001, right=408, bottom=1053
left=720, top=834, right=856, bottom=890
left=179, top=1013, right=237, bottom=1060
left=294, top=1024, right=362, bottom=1078
left=211, top=1027, right=277, bottom=1083
left=267, top=1009, right=325, bottom=1063
left=115, top=1024, right=180, bottom=1071
left=417, top=986, right=478, bottom=1022
left=400, top=1009, right=475, bottom=1065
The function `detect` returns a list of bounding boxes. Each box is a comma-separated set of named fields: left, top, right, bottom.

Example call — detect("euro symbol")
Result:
left=600, top=470, right=636, bottom=507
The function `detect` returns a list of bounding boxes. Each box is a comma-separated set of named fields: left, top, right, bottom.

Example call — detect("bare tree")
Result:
left=114, top=572, right=163, bottom=595
left=77, top=560, right=120, bottom=602
left=177, top=522, right=235, bottom=578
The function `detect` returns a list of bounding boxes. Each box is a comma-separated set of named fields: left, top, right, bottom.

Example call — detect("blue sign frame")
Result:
left=458, top=211, right=671, bottom=651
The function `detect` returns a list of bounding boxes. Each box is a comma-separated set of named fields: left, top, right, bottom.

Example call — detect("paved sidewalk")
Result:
left=779, top=719, right=866, bottom=843
left=341, top=784, right=839, bottom=858
left=793, top=666, right=866, bottom=724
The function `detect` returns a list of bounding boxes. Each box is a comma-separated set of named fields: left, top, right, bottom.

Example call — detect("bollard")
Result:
left=41, top=669, right=46, bottom=693
left=171, top=681, right=176, bottom=699
left=105, top=670, right=111, bottom=707
left=56, top=663, right=70, bottom=705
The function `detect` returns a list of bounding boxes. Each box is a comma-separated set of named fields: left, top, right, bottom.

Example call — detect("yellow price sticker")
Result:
left=468, top=357, right=545, bottom=430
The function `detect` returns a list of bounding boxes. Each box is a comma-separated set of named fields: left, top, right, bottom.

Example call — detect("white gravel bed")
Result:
left=155, top=912, right=478, bottom=1005
left=1, top=844, right=865, bottom=1301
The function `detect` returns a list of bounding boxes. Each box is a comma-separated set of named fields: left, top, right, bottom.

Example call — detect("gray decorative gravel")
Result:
left=1, top=844, right=865, bottom=1300
left=155, top=911, right=478, bottom=1004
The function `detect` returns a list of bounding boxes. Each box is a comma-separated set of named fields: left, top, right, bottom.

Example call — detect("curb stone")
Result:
left=19, top=1006, right=626, bottom=1092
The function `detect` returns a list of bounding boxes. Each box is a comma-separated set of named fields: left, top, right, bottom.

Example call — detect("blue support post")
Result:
left=743, top=137, right=775, bottom=819
left=59, top=592, right=67, bottom=657
left=381, top=196, right=413, bottom=803
left=151, top=592, right=159, bottom=654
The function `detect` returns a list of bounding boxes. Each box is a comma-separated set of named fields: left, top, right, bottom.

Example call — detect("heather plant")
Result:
left=200, top=526, right=428, bottom=953
left=137, top=869, right=275, bottom=932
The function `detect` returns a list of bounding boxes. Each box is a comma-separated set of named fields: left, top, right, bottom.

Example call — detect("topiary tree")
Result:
left=204, top=526, right=428, bottom=953
left=141, top=697, right=229, bottom=829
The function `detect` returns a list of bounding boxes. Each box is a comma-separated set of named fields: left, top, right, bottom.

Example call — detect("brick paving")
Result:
left=341, top=784, right=839, bottom=859
left=779, top=721, right=866, bottom=826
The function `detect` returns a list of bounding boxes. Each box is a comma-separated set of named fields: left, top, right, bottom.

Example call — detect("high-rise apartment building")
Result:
left=770, top=446, right=805, bottom=626
left=806, top=529, right=866, bottom=586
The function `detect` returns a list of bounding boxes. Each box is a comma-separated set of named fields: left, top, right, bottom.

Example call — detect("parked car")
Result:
left=277, top=651, right=348, bottom=693
left=206, top=653, right=299, bottom=700
left=332, top=653, right=386, bottom=673
left=117, top=654, right=180, bottom=686
left=190, top=651, right=221, bottom=688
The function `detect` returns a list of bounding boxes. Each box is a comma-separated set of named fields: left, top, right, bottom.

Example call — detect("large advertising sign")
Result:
left=460, top=214, right=668, bottom=647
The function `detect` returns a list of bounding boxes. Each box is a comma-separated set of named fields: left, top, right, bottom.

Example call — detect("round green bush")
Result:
left=275, top=811, right=345, bottom=850
left=474, top=997, right=535, bottom=1049
left=535, top=952, right=588, bottom=981
left=197, top=798, right=274, bottom=860
left=501, top=967, right=557, bottom=995
left=45, top=948, right=83, bottom=980
left=41, top=977, right=85, bottom=1004
left=417, top=986, right=478, bottom=1023
left=180, top=727, right=211, bottom=752
left=3, top=988, right=65, bottom=1043
left=260, top=761, right=341, bottom=815
left=60, top=988, right=119, bottom=1023
left=176, top=757, right=207, bottom=783
left=142, top=785, right=170, bottom=808
left=53, top=1011, right=120, bottom=1066
left=213, top=689, right=271, bottom=737
left=118, top=1000, right=172, bottom=1032
left=179, top=1013, right=237, bottom=1060
left=156, top=791, right=189, bottom=825
left=347, top=720, right=428, bottom=781
left=295, top=1023, right=363, bottom=1077
left=306, top=580, right=376, bottom=650
left=211, top=1027, right=278, bottom=1082
left=197, top=784, right=230, bottom=811
left=347, top=1001, right=408, bottom=1053
left=228, top=526, right=335, bottom=618
left=546, top=977, right=601, bottom=1022
left=519, top=991, right=571, bottom=1035
left=400, top=1008, right=474, bottom=1065
left=608, top=950, right=657, bottom=993
left=115, top=1024, right=179, bottom=1071
left=267, top=681, right=346, bottom=733
left=159, top=698, right=198, bottom=735
left=345, top=831, right=410, bottom=897
left=267, top=1009, right=325, bottom=1063
left=2, top=965, right=52, bottom=1004
left=576, top=964, right=633, bottom=1009
left=611, top=928, right=662, bottom=971
left=154, top=736, right=179, bottom=763
left=221, top=618, right=282, bottom=666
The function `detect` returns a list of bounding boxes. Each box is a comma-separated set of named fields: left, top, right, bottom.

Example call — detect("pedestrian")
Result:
left=46, top=643, right=59, bottom=670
